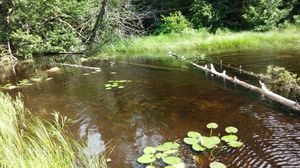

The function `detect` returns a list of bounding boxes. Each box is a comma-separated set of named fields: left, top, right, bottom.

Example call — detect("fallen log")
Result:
left=170, top=53, right=300, bottom=112
left=55, top=63, right=101, bottom=71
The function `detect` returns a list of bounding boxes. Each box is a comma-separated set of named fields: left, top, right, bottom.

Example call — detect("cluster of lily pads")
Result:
left=82, top=69, right=101, bottom=76
left=137, top=123, right=243, bottom=168
left=137, top=142, right=182, bottom=168
left=183, top=123, right=243, bottom=168
left=1, top=76, right=53, bottom=90
left=104, top=80, right=132, bottom=90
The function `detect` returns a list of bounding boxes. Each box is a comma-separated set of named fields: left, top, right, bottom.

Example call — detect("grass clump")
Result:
left=100, top=26, right=300, bottom=56
left=0, top=92, right=107, bottom=168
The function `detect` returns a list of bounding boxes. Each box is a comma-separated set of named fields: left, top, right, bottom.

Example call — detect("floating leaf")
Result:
left=192, top=144, right=205, bottom=152
left=105, top=84, right=112, bottom=87
left=110, top=72, right=117, bottom=75
left=183, top=138, right=200, bottom=145
left=163, top=142, right=180, bottom=149
left=207, top=123, right=218, bottom=129
left=137, top=154, right=155, bottom=164
left=164, top=166, right=175, bottom=168
left=163, top=150, right=178, bottom=155
left=202, top=136, right=220, bottom=149
left=144, top=147, right=156, bottom=154
left=210, top=161, right=226, bottom=168
left=146, top=165, right=155, bottom=168
left=105, top=87, right=112, bottom=90
left=221, top=135, right=238, bottom=143
left=156, top=145, right=170, bottom=152
left=162, top=156, right=182, bottom=165
left=118, top=86, right=125, bottom=89
left=46, top=78, right=53, bottom=81
left=155, top=152, right=165, bottom=159
left=187, top=131, right=201, bottom=138
left=225, top=127, right=238, bottom=134
left=228, top=141, right=243, bottom=148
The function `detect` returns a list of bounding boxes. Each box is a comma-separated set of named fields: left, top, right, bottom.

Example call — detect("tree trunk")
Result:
left=88, top=0, right=108, bottom=44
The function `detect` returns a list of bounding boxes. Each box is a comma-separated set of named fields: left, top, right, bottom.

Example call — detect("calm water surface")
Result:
left=1, top=51, right=300, bottom=168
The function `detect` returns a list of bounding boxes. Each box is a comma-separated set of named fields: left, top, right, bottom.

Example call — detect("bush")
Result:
left=263, top=65, right=300, bottom=93
left=191, top=0, right=221, bottom=30
left=156, top=11, right=192, bottom=34
left=242, top=0, right=292, bottom=31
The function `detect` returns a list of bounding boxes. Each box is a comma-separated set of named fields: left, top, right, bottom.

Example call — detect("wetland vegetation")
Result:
left=1, top=0, right=300, bottom=168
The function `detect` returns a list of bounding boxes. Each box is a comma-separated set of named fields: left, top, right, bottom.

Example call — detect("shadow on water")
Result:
left=1, top=51, right=300, bottom=167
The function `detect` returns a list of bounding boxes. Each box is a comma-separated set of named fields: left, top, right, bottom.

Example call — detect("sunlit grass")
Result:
left=0, top=92, right=107, bottom=168
left=100, top=25, right=300, bottom=56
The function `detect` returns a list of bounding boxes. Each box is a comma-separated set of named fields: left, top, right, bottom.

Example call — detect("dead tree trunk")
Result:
left=170, top=53, right=300, bottom=112
left=88, top=0, right=108, bottom=44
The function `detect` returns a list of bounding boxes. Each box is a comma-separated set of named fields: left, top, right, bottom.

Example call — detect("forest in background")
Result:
left=0, top=0, right=300, bottom=60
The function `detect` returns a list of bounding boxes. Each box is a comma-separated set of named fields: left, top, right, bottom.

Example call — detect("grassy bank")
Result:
left=100, top=26, right=300, bottom=56
left=0, top=92, right=107, bottom=168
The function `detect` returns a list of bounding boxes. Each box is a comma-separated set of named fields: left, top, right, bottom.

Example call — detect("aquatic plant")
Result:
left=104, top=80, right=132, bottom=90
left=1, top=76, right=54, bottom=90
left=137, top=123, right=243, bottom=167
left=137, top=142, right=182, bottom=167
left=0, top=92, right=107, bottom=168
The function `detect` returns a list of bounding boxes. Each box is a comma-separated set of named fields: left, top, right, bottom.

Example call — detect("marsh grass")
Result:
left=0, top=92, right=107, bottom=168
left=100, top=26, right=300, bottom=56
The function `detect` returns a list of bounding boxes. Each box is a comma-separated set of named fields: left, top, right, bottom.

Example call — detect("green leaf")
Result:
left=207, top=122, right=218, bottom=129
left=162, top=156, right=182, bottom=165
left=183, top=137, right=200, bottom=145
left=192, top=143, right=205, bottom=152
left=163, top=150, right=178, bottom=156
left=144, top=147, right=156, bottom=154
left=163, top=142, right=180, bottom=149
left=156, top=145, right=170, bottom=152
left=137, top=154, right=155, bottom=164
left=221, top=135, right=238, bottom=143
left=209, top=161, right=226, bottom=168
left=164, top=166, right=175, bottom=168
left=228, top=141, right=244, bottom=148
left=187, top=131, right=201, bottom=138
left=202, top=136, right=220, bottom=149
left=118, top=86, right=125, bottom=89
left=225, top=126, right=238, bottom=134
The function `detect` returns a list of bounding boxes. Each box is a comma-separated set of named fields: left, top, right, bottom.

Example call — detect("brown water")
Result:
left=1, top=51, right=300, bottom=168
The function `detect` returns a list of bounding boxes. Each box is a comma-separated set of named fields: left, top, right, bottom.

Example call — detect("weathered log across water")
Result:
left=55, top=63, right=101, bottom=71
left=169, top=52, right=300, bottom=112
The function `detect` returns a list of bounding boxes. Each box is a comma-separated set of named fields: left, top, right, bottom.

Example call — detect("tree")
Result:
left=242, top=0, right=293, bottom=31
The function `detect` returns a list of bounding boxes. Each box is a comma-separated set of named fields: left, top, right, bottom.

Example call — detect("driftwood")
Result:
left=170, top=53, right=300, bottom=112
left=55, top=63, right=101, bottom=71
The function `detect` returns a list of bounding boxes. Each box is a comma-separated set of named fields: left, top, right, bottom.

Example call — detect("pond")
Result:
left=1, top=50, right=300, bottom=168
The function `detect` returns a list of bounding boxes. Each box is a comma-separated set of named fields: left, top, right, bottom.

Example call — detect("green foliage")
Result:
left=156, top=11, right=192, bottom=34
left=0, top=92, right=107, bottom=168
left=191, top=0, right=221, bottom=30
left=264, top=65, right=300, bottom=92
left=243, top=0, right=292, bottom=31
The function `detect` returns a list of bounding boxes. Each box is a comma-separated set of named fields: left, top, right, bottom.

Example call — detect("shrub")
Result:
left=191, top=0, right=221, bottom=30
left=156, top=11, right=192, bottom=34
left=242, top=0, right=292, bottom=31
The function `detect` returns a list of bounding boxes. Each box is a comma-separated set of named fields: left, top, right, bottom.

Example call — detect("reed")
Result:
left=0, top=92, right=107, bottom=168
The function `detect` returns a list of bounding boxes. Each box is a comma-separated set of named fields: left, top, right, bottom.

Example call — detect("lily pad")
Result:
left=183, top=137, right=200, bottom=145
left=202, top=136, right=220, bottom=149
left=209, top=161, right=226, bottom=168
left=192, top=144, right=205, bottom=152
left=155, top=152, right=165, bottom=159
left=164, top=166, right=175, bottom=168
left=187, top=131, right=201, bottom=138
left=207, top=123, right=218, bottom=129
left=163, top=142, right=180, bottom=149
left=110, top=72, right=117, bottom=75
left=105, top=87, right=112, bottom=90
left=105, top=84, right=112, bottom=87
left=137, top=154, right=155, bottom=164
left=228, top=141, right=243, bottom=148
left=163, top=150, right=178, bottom=155
left=221, top=135, right=238, bottom=143
left=144, top=147, right=156, bottom=154
left=225, top=126, right=238, bottom=134
left=118, top=86, right=125, bottom=89
left=162, top=156, right=182, bottom=165
left=156, top=145, right=170, bottom=152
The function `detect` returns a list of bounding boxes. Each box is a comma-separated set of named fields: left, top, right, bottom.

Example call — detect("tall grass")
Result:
left=0, top=92, right=107, bottom=168
left=100, top=25, right=300, bottom=56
